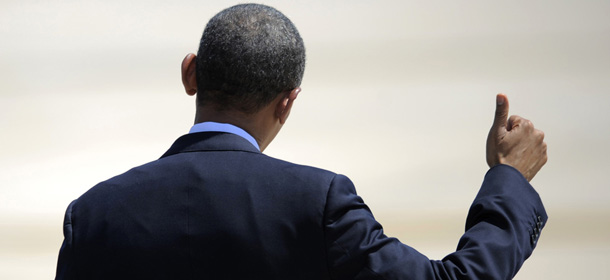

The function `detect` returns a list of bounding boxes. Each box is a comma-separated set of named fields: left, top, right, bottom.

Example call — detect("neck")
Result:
left=194, top=105, right=279, bottom=152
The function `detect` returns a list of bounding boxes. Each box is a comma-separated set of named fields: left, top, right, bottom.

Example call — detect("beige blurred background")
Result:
left=1, top=0, right=609, bottom=279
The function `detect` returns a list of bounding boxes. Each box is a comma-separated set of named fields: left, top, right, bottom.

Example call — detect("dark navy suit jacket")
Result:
left=56, top=132, right=547, bottom=279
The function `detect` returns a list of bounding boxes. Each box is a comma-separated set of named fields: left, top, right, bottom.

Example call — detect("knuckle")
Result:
left=536, top=130, right=545, bottom=141
left=542, top=154, right=548, bottom=165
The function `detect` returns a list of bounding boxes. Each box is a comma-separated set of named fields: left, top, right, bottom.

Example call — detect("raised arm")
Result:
left=324, top=94, right=548, bottom=279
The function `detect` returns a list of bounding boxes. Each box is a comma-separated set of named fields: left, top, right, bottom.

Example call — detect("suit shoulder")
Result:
left=258, top=153, right=340, bottom=182
left=74, top=159, right=162, bottom=202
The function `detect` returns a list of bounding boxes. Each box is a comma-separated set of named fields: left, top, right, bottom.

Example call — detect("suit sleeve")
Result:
left=55, top=200, right=77, bottom=280
left=323, top=164, right=547, bottom=280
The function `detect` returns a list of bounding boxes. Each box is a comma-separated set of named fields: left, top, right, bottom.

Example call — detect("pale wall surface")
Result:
left=1, top=0, right=609, bottom=279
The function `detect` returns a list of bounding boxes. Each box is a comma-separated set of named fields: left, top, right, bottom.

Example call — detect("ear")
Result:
left=276, top=88, right=301, bottom=125
left=181, top=53, right=197, bottom=96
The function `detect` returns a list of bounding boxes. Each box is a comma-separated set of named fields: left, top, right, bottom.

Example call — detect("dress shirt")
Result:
left=189, top=122, right=260, bottom=151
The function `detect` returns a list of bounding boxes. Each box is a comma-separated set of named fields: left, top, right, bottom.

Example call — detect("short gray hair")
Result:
left=196, top=4, right=306, bottom=114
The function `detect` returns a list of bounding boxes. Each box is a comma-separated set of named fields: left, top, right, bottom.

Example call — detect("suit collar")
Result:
left=160, top=132, right=261, bottom=159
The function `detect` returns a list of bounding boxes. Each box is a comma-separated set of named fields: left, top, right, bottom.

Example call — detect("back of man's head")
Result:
left=196, top=4, right=306, bottom=114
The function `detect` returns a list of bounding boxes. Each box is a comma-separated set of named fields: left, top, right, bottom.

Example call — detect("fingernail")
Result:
left=497, top=95, right=504, bottom=106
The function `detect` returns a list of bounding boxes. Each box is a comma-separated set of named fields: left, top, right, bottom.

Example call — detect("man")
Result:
left=55, top=3, right=548, bottom=279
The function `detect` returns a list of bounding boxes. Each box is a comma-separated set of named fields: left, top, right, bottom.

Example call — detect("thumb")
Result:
left=492, top=93, right=509, bottom=131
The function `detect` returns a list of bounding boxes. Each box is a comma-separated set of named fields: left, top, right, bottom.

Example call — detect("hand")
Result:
left=486, top=94, right=547, bottom=181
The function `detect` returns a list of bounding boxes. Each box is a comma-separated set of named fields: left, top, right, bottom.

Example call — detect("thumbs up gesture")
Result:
left=486, top=94, right=548, bottom=181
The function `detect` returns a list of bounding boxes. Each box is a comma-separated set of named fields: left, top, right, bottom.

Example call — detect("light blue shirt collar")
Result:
left=189, top=122, right=260, bottom=151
